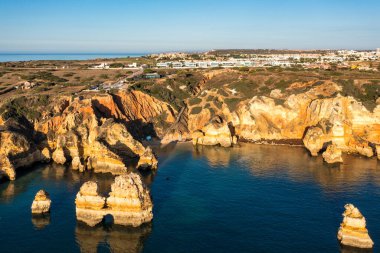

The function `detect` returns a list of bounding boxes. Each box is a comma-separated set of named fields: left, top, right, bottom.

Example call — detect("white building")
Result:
left=172, top=62, right=183, bottom=68
left=197, top=62, right=208, bottom=68
left=157, top=62, right=170, bottom=68
left=184, top=62, right=197, bottom=68
left=128, top=62, right=137, bottom=68
left=93, top=62, right=109, bottom=69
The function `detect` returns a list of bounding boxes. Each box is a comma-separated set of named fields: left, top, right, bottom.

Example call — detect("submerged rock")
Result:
left=337, top=204, right=374, bottom=249
left=75, top=173, right=153, bottom=227
left=322, top=144, right=343, bottom=164
left=31, top=190, right=51, bottom=214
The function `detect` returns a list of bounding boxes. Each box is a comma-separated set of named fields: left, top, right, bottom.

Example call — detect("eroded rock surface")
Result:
left=75, top=173, right=153, bottom=227
left=322, top=144, right=343, bottom=164
left=192, top=116, right=235, bottom=147
left=337, top=204, right=374, bottom=249
left=31, top=190, right=51, bottom=214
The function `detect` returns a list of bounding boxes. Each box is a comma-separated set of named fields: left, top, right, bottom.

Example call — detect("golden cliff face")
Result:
left=75, top=173, right=153, bottom=227
left=0, top=117, right=46, bottom=180
left=36, top=94, right=159, bottom=174
left=0, top=90, right=169, bottom=181
left=185, top=81, right=380, bottom=161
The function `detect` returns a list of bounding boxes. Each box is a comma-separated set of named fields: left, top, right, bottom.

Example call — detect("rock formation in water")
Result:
left=106, top=173, right=153, bottom=226
left=137, top=147, right=158, bottom=170
left=75, top=173, right=153, bottom=227
left=192, top=116, right=236, bottom=147
left=337, top=204, right=374, bottom=249
left=322, top=144, right=343, bottom=164
left=31, top=189, right=51, bottom=214
left=75, top=181, right=107, bottom=226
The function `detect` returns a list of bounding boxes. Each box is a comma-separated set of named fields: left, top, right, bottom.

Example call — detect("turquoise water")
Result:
left=0, top=53, right=145, bottom=62
left=0, top=143, right=379, bottom=253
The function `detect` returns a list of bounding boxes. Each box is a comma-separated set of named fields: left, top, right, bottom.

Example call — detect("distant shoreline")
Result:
left=0, top=53, right=146, bottom=62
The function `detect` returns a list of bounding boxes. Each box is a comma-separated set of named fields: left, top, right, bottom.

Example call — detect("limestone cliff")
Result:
left=337, top=204, right=374, bottom=249
left=75, top=173, right=153, bottom=227
left=192, top=116, right=236, bottom=148
left=183, top=81, right=380, bottom=161
left=0, top=117, right=45, bottom=180
left=36, top=94, right=159, bottom=173
left=31, top=189, right=51, bottom=214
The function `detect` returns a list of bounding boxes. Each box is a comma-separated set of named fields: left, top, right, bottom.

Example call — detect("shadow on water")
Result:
left=75, top=222, right=152, bottom=253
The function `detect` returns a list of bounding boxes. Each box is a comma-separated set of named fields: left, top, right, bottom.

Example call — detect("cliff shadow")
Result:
left=125, top=120, right=158, bottom=141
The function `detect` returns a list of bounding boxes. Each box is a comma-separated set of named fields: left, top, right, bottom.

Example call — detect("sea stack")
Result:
left=31, top=190, right=51, bottom=214
left=107, top=173, right=153, bottom=226
left=75, top=173, right=153, bottom=227
left=337, top=204, right=374, bottom=249
left=75, top=181, right=107, bottom=226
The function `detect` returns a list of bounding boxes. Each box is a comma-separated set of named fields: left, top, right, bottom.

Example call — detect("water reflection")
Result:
left=191, top=143, right=380, bottom=192
left=75, top=222, right=152, bottom=253
left=31, top=214, right=50, bottom=230
left=340, top=245, right=373, bottom=253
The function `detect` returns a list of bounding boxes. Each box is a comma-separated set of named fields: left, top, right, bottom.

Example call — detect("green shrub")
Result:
left=190, top=106, right=202, bottom=114
left=224, top=98, right=240, bottom=111
left=188, top=97, right=202, bottom=106
left=110, top=63, right=124, bottom=68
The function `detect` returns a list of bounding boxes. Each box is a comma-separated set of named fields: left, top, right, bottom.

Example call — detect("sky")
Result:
left=0, top=0, right=379, bottom=53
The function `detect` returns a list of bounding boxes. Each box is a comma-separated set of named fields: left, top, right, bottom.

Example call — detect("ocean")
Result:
left=0, top=143, right=379, bottom=253
left=0, top=53, right=145, bottom=62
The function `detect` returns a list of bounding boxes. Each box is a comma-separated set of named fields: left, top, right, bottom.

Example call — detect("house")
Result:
left=128, top=62, right=137, bottom=68
left=93, top=62, right=109, bottom=69
left=144, top=73, right=161, bottom=79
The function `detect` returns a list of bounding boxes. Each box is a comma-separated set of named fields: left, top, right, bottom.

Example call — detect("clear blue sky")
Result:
left=0, top=0, right=379, bottom=53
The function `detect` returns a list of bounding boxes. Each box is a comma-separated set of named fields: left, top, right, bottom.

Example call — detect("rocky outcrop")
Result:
left=337, top=204, right=374, bottom=249
left=137, top=147, right=158, bottom=170
left=36, top=95, right=159, bottom=173
left=75, top=173, right=153, bottom=227
left=52, top=147, right=66, bottom=165
left=0, top=117, right=45, bottom=180
left=75, top=181, right=107, bottom=226
left=192, top=116, right=235, bottom=147
left=322, top=144, right=343, bottom=164
left=31, top=190, right=51, bottom=214
left=186, top=81, right=380, bottom=160
left=106, top=174, right=153, bottom=226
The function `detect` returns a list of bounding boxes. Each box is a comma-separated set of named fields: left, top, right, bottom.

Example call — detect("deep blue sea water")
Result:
left=0, top=53, right=145, bottom=62
left=0, top=143, right=379, bottom=253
